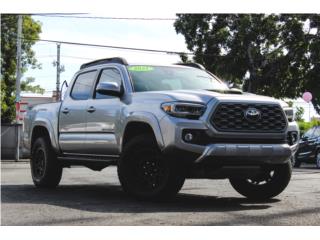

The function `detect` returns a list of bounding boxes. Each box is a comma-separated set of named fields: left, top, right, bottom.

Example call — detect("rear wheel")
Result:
left=316, top=150, right=320, bottom=169
left=229, top=162, right=292, bottom=200
left=118, top=134, right=185, bottom=200
left=31, top=137, right=62, bottom=188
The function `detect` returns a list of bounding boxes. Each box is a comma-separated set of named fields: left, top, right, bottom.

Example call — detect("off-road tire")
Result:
left=293, top=155, right=301, bottom=168
left=229, top=162, right=292, bottom=200
left=31, top=137, right=62, bottom=188
left=117, top=134, right=185, bottom=200
left=316, top=150, right=320, bottom=169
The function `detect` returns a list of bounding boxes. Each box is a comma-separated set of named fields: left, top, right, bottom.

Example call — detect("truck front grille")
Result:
left=210, top=102, right=287, bottom=133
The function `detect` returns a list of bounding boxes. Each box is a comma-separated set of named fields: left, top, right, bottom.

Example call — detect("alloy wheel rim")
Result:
left=133, top=148, right=167, bottom=191
left=247, top=170, right=275, bottom=185
left=33, top=149, right=46, bottom=178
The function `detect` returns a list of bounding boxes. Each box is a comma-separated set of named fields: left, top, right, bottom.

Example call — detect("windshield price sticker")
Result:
left=128, top=66, right=154, bottom=72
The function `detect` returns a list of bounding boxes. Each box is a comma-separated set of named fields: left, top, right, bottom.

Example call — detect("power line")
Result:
left=23, top=75, right=72, bottom=78
left=34, top=42, right=57, bottom=46
left=32, top=14, right=177, bottom=21
left=33, top=13, right=87, bottom=16
left=10, top=33, right=194, bottom=56
left=37, top=54, right=95, bottom=60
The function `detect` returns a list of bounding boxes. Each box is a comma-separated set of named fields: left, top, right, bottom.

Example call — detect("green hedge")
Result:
left=297, top=119, right=320, bottom=135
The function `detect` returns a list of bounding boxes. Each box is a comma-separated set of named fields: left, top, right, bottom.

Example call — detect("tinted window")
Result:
left=71, top=71, right=97, bottom=100
left=312, top=127, right=320, bottom=137
left=303, top=128, right=315, bottom=138
left=95, top=68, right=122, bottom=99
left=127, top=65, right=228, bottom=92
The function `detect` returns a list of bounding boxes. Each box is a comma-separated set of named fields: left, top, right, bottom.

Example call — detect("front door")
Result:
left=59, top=70, right=97, bottom=153
left=84, top=67, right=123, bottom=155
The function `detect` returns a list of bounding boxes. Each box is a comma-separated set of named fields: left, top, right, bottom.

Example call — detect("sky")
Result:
left=23, top=14, right=188, bottom=92
left=23, top=14, right=319, bottom=121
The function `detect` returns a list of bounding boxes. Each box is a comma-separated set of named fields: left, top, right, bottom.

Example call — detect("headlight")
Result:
left=161, top=102, right=206, bottom=119
left=284, top=107, right=294, bottom=122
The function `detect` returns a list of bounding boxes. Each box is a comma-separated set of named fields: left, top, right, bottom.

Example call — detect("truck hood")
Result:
left=132, top=89, right=286, bottom=106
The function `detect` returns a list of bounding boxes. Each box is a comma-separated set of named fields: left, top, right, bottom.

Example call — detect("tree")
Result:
left=295, top=106, right=305, bottom=121
left=21, top=77, right=45, bottom=94
left=174, top=14, right=320, bottom=114
left=1, top=14, right=42, bottom=123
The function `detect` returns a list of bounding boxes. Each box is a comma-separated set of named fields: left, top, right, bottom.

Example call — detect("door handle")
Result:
left=62, top=108, right=69, bottom=114
left=87, top=106, right=96, bottom=113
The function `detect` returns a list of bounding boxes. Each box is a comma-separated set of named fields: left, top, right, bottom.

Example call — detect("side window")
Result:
left=312, top=127, right=320, bottom=137
left=304, top=128, right=315, bottom=138
left=71, top=71, right=97, bottom=100
left=95, top=68, right=122, bottom=99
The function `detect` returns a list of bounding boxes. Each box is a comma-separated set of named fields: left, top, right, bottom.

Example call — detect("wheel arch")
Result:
left=120, top=113, right=165, bottom=152
left=31, top=120, right=59, bottom=153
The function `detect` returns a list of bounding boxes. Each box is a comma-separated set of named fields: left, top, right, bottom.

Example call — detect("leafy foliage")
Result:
left=174, top=14, right=320, bottom=114
left=295, top=106, right=305, bottom=121
left=1, top=14, right=41, bottom=123
left=21, top=77, right=45, bottom=94
left=298, top=118, right=320, bottom=135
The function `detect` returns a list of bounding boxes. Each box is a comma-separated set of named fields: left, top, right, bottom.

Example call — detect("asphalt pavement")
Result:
left=1, top=161, right=320, bottom=225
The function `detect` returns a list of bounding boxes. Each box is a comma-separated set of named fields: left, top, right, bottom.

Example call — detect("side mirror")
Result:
left=301, top=135, right=309, bottom=141
left=227, top=81, right=235, bottom=88
left=96, top=82, right=122, bottom=97
left=60, top=80, right=69, bottom=101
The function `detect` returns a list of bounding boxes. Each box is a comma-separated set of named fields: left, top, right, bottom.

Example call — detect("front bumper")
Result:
left=194, top=143, right=292, bottom=164
left=159, top=115, right=299, bottom=165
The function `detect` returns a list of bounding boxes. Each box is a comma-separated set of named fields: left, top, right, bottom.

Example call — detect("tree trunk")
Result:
left=247, top=44, right=258, bottom=93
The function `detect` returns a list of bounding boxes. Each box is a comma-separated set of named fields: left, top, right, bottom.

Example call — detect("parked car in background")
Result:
left=293, top=126, right=320, bottom=168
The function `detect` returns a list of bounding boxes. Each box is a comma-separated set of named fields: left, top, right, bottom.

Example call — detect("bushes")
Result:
left=297, top=119, right=320, bottom=135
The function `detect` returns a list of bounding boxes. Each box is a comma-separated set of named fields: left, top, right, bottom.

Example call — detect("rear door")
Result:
left=84, top=67, right=123, bottom=155
left=59, top=70, right=97, bottom=153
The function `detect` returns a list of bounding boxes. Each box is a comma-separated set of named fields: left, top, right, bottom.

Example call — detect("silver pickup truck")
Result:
left=23, top=57, right=299, bottom=200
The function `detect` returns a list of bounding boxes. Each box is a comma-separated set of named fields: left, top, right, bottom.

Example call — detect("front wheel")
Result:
left=31, top=137, right=62, bottom=188
left=229, top=162, right=292, bottom=200
left=291, top=155, right=301, bottom=168
left=117, top=134, right=185, bottom=200
left=293, top=155, right=301, bottom=168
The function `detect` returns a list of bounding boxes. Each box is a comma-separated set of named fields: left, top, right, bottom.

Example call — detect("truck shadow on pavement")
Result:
left=2, top=184, right=277, bottom=213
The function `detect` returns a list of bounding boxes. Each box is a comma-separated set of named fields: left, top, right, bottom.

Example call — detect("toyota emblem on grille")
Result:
left=244, top=108, right=261, bottom=121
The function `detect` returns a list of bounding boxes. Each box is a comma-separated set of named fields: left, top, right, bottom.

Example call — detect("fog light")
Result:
left=287, top=131, right=298, bottom=145
left=291, top=132, right=298, bottom=143
left=184, top=133, right=194, bottom=142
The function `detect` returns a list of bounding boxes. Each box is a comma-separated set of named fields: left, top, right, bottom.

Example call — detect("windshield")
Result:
left=127, top=65, right=228, bottom=92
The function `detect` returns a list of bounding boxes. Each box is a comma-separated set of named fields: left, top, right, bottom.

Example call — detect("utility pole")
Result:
left=309, top=102, right=311, bottom=122
left=56, top=43, right=61, bottom=101
left=15, top=15, right=23, bottom=161
left=16, top=15, right=22, bottom=117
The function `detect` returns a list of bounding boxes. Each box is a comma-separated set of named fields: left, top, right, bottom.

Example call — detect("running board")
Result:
left=58, top=154, right=119, bottom=168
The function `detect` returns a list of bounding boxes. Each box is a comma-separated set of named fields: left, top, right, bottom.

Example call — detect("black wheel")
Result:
left=31, top=137, right=62, bottom=188
left=293, top=155, right=301, bottom=168
left=229, top=162, right=292, bottom=200
left=117, top=134, right=185, bottom=200
left=290, top=156, right=295, bottom=167
left=316, top=150, right=320, bottom=169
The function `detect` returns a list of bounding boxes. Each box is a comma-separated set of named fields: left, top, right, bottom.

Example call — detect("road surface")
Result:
left=1, top=161, right=319, bottom=225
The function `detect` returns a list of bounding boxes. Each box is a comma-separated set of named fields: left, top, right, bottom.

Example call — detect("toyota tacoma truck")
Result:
left=23, top=57, right=300, bottom=200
